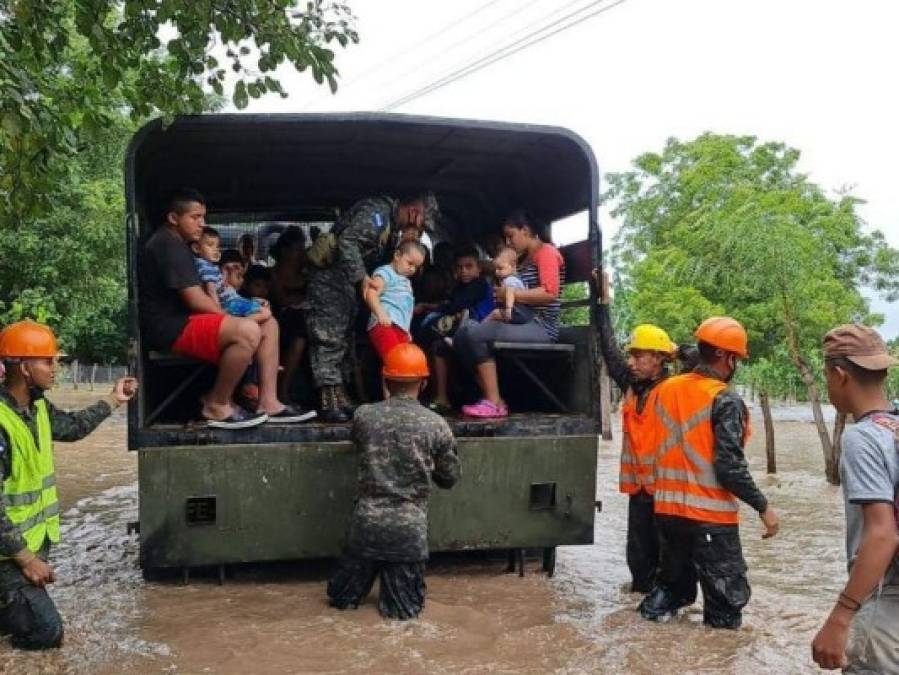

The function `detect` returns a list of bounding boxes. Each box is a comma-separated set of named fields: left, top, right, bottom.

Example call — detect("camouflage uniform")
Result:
left=327, top=396, right=459, bottom=620
left=0, top=386, right=112, bottom=649
left=306, top=197, right=398, bottom=390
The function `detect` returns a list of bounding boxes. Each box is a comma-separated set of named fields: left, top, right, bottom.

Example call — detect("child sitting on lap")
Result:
left=484, top=247, right=533, bottom=324
left=192, top=228, right=266, bottom=320
left=365, top=240, right=427, bottom=361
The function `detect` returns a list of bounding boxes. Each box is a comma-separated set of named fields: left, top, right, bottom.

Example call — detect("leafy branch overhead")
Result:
left=0, top=0, right=358, bottom=219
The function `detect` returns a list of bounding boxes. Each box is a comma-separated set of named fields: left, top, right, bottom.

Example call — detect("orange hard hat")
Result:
left=382, top=343, right=430, bottom=380
left=694, top=316, right=749, bottom=359
left=0, top=320, right=63, bottom=359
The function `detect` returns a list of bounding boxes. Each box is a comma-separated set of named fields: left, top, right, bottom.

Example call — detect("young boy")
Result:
left=241, top=264, right=272, bottom=301
left=0, top=320, right=137, bottom=649
left=484, top=247, right=533, bottom=324
left=327, top=343, right=459, bottom=619
left=364, top=241, right=427, bottom=362
left=192, top=229, right=264, bottom=319
left=812, top=324, right=899, bottom=672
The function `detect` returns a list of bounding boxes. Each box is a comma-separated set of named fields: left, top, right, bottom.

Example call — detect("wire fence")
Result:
left=56, top=362, right=129, bottom=390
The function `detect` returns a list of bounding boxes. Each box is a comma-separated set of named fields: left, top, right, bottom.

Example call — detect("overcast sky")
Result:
left=247, top=0, right=898, bottom=336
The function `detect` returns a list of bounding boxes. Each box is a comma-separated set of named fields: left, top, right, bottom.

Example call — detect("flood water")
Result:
left=0, top=389, right=844, bottom=674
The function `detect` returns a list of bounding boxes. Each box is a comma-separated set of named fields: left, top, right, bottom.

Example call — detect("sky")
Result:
left=245, top=0, right=898, bottom=336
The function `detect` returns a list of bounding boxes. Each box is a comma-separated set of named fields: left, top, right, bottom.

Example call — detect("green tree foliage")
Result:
left=603, top=133, right=899, bottom=478
left=0, top=1, right=357, bottom=221
left=0, top=1, right=358, bottom=360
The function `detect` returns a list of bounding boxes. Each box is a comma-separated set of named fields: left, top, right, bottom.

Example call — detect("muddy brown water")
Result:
left=0, top=389, right=843, bottom=674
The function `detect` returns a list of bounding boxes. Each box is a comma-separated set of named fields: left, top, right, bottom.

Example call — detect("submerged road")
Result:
left=0, top=389, right=839, bottom=674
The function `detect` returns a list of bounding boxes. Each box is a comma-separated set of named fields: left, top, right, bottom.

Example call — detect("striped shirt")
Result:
left=518, top=243, right=565, bottom=342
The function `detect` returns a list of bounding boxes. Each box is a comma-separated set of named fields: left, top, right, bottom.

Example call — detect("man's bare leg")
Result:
left=279, top=337, right=306, bottom=403
left=255, top=315, right=287, bottom=415
left=203, top=317, right=261, bottom=420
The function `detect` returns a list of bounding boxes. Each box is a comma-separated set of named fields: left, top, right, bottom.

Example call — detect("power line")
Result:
left=365, top=0, right=586, bottom=107
left=338, top=0, right=507, bottom=92
left=381, top=0, right=627, bottom=111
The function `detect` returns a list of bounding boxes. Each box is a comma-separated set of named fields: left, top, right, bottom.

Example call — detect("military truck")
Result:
left=126, top=113, right=604, bottom=580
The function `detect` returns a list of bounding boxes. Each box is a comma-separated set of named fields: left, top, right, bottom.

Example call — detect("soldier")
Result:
left=0, top=320, right=137, bottom=649
left=327, top=343, right=459, bottom=620
left=306, top=193, right=439, bottom=422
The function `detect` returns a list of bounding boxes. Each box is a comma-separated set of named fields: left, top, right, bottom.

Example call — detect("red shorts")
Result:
left=172, top=313, right=226, bottom=363
left=368, top=324, right=411, bottom=362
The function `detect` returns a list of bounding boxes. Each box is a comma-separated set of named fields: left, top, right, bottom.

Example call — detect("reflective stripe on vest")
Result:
left=652, top=373, right=740, bottom=524
left=619, top=387, right=664, bottom=495
left=0, top=399, right=61, bottom=555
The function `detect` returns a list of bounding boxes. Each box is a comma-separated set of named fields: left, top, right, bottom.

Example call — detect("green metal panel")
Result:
left=138, top=435, right=597, bottom=569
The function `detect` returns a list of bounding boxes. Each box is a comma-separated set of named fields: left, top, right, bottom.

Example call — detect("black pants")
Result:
left=626, top=491, right=659, bottom=593
left=0, top=542, right=63, bottom=650
left=639, top=516, right=750, bottom=629
left=327, top=555, right=427, bottom=620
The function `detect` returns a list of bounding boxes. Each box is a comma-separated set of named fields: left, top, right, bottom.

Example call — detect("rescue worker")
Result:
left=638, top=316, right=779, bottom=629
left=0, top=320, right=137, bottom=649
left=597, top=271, right=676, bottom=593
left=306, top=193, right=439, bottom=423
left=327, top=343, right=459, bottom=619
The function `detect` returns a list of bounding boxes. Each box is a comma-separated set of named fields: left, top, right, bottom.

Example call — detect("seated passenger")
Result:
left=268, top=227, right=310, bottom=404
left=139, top=188, right=315, bottom=429
left=483, top=247, right=534, bottom=325
left=241, top=264, right=272, bottom=301
left=454, top=210, right=565, bottom=419
left=192, top=228, right=264, bottom=319
left=364, top=241, right=426, bottom=363
left=416, top=247, right=493, bottom=415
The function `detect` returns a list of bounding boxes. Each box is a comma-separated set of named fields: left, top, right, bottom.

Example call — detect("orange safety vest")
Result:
left=652, top=372, right=750, bottom=525
left=619, top=386, right=663, bottom=495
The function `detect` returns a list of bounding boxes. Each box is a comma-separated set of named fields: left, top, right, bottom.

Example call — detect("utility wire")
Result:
left=337, top=0, right=506, bottom=92
left=382, top=0, right=627, bottom=111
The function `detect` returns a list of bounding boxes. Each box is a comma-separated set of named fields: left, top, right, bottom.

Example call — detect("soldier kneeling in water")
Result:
left=328, top=343, right=459, bottom=620
left=0, top=321, right=137, bottom=649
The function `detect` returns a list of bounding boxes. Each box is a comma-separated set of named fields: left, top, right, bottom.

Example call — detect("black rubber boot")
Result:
left=318, top=386, right=350, bottom=423
left=638, top=586, right=693, bottom=622
left=335, top=384, right=358, bottom=418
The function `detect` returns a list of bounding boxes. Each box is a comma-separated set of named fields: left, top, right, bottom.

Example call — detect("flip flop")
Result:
left=263, top=405, right=317, bottom=424
left=204, top=407, right=268, bottom=430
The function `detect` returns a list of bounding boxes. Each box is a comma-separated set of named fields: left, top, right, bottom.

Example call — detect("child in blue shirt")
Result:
left=192, top=228, right=264, bottom=319
left=364, top=240, right=427, bottom=362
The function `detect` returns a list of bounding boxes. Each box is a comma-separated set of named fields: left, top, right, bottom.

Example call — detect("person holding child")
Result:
left=453, top=210, right=565, bottom=419
left=139, top=188, right=314, bottom=429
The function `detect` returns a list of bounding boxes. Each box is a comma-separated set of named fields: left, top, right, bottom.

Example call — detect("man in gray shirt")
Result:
left=812, top=324, right=899, bottom=672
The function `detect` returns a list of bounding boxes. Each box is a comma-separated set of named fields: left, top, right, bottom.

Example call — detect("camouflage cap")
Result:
left=823, top=323, right=898, bottom=371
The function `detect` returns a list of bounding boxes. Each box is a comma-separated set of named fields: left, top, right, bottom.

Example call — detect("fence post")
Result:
left=90, top=363, right=97, bottom=391
left=72, top=360, right=79, bottom=390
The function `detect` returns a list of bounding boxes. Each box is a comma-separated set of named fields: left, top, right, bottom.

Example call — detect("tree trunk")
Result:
left=829, top=412, right=847, bottom=486
left=794, top=357, right=835, bottom=480
left=760, top=390, right=776, bottom=474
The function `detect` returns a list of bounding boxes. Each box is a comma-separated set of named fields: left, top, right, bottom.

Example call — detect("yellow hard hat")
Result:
left=626, top=324, right=677, bottom=355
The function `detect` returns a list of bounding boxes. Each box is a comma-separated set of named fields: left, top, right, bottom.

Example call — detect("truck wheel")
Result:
left=542, top=547, right=556, bottom=577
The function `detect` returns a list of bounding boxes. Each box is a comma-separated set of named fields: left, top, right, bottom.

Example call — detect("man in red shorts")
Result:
left=139, top=188, right=315, bottom=429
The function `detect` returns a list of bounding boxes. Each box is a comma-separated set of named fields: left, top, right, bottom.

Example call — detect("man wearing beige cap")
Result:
left=812, top=323, right=899, bottom=672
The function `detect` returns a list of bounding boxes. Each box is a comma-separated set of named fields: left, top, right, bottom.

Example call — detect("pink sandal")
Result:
left=462, top=399, right=508, bottom=419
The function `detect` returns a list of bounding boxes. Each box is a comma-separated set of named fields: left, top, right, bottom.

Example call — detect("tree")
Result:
left=603, top=133, right=899, bottom=482
left=0, top=1, right=358, bottom=360
left=0, top=1, right=357, bottom=222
